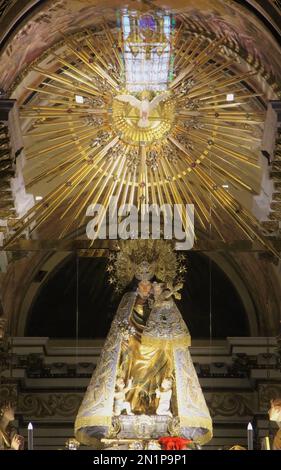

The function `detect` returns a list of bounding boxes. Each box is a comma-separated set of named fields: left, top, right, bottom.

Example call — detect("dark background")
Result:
left=25, top=252, right=249, bottom=339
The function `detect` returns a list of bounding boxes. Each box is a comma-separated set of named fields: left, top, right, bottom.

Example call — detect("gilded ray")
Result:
left=4, top=19, right=278, bottom=257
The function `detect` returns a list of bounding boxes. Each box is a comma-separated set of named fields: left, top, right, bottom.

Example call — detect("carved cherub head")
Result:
left=269, top=399, right=281, bottom=422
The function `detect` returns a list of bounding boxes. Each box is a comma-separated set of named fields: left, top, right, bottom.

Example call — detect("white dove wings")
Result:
left=115, top=93, right=169, bottom=128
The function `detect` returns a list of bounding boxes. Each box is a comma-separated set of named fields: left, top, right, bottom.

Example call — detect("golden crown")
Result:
left=107, top=240, right=186, bottom=292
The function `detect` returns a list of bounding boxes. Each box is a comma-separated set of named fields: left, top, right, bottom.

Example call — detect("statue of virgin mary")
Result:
left=75, top=241, right=212, bottom=447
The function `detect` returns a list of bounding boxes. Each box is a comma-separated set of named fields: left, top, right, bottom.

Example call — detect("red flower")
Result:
left=159, top=437, right=193, bottom=450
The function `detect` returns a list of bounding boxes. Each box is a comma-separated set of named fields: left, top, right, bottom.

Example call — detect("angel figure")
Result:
left=156, top=378, right=173, bottom=418
left=113, top=378, right=134, bottom=416
left=115, top=91, right=169, bottom=128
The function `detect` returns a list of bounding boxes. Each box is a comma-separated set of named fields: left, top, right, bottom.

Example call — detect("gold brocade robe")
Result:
left=120, top=335, right=174, bottom=414
left=75, top=292, right=212, bottom=446
left=120, top=297, right=185, bottom=415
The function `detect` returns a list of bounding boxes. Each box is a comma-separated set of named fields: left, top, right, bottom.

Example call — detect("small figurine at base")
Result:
left=114, top=378, right=134, bottom=416
left=156, top=378, right=173, bottom=418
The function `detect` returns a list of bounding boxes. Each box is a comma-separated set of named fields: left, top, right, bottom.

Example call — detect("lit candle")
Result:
left=247, top=422, right=253, bottom=450
left=265, top=436, right=270, bottom=450
left=28, top=422, right=34, bottom=450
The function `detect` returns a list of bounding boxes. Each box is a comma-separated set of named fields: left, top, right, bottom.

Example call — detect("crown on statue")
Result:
left=107, top=240, right=186, bottom=292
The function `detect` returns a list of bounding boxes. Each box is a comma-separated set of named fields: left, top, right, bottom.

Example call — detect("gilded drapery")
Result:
left=75, top=292, right=212, bottom=446
left=120, top=336, right=174, bottom=414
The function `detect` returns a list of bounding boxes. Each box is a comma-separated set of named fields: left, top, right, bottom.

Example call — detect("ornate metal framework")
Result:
left=2, top=14, right=278, bottom=256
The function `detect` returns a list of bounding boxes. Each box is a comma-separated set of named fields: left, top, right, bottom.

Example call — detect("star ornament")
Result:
left=166, top=282, right=184, bottom=300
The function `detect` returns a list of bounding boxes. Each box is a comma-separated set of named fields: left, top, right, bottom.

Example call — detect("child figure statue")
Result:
left=113, top=378, right=134, bottom=416
left=156, top=378, right=173, bottom=418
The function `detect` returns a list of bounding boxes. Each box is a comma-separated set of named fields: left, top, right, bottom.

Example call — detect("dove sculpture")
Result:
left=116, top=92, right=169, bottom=128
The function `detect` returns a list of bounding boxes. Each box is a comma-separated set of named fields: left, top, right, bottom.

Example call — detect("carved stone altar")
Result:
left=0, top=336, right=280, bottom=449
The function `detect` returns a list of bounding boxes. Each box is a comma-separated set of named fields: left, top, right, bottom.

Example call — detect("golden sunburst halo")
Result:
left=5, top=14, right=277, bottom=255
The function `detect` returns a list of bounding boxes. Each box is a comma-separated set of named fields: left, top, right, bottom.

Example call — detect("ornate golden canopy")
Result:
left=3, top=11, right=278, bottom=256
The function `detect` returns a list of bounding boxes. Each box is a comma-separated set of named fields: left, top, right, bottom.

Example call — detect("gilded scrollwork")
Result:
left=18, top=393, right=82, bottom=418
left=107, top=417, right=121, bottom=439
left=167, top=417, right=181, bottom=437
left=207, top=393, right=254, bottom=418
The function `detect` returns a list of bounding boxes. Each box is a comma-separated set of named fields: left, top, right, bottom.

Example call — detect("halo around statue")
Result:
left=107, top=240, right=186, bottom=292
